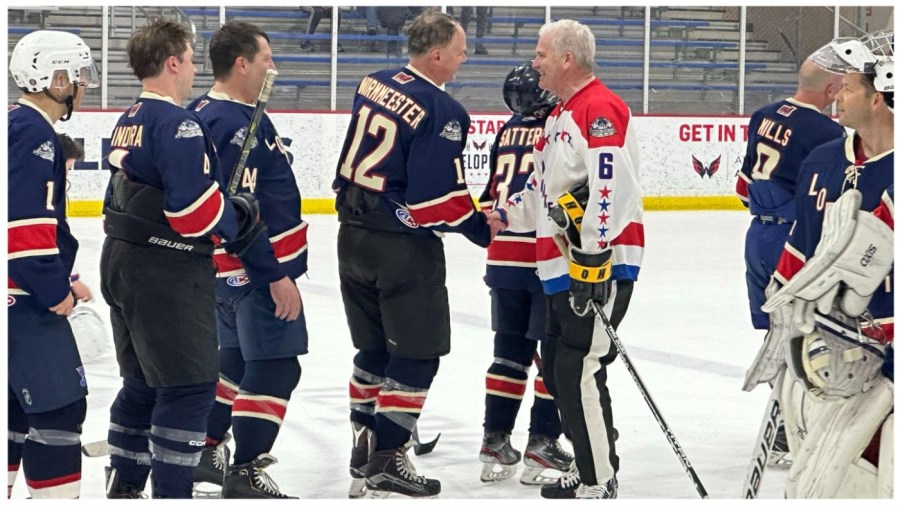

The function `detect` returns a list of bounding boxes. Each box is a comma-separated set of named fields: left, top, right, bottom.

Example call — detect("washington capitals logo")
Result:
left=691, top=155, right=721, bottom=178
left=554, top=130, right=574, bottom=146
left=472, top=140, right=487, bottom=151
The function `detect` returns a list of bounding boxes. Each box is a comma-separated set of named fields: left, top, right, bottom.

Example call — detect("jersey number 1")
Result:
left=339, top=105, right=398, bottom=192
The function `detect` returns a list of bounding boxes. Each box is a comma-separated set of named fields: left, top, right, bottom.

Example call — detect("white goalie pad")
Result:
left=763, top=190, right=894, bottom=316
left=743, top=282, right=798, bottom=391
left=69, top=304, right=111, bottom=363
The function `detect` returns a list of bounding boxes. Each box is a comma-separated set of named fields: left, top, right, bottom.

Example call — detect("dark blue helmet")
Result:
left=502, top=63, right=558, bottom=119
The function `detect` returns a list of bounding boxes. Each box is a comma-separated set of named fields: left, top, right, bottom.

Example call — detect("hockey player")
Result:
left=737, top=56, right=846, bottom=468
left=333, top=11, right=501, bottom=499
left=7, top=29, right=99, bottom=500
left=476, top=63, right=573, bottom=486
left=761, top=30, right=893, bottom=498
left=188, top=21, right=306, bottom=499
left=490, top=19, right=644, bottom=499
left=99, top=18, right=285, bottom=499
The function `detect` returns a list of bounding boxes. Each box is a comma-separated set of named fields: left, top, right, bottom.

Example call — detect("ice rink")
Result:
left=10, top=211, right=793, bottom=500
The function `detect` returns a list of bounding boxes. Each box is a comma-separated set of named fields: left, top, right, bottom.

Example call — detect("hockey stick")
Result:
left=82, top=439, right=110, bottom=457
left=741, top=365, right=786, bottom=498
left=226, top=69, right=277, bottom=195
left=412, top=427, right=441, bottom=456
left=590, top=301, right=710, bottom=499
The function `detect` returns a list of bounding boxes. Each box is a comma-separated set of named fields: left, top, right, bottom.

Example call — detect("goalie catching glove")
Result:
left=225, top=193, right=268, bottom=257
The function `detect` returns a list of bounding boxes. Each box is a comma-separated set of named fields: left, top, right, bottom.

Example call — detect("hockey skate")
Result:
left=768, top=425, right=793, bottom=469
left=540, top=460, right=580, bottom=499
left=348, top=421, right=374, bottom=499
left=365, top=444, right=441, bottom=498
left=193, top=433, right=231, bottom=498
left=222, top=453, right=296, bottom=499
left=479, top=431, right=522, bottom=483
left=104, top=466, right=146, bottom=499
left=521, top=435, right=574, bottom=485
left=575, top=476, right=617, bottom=499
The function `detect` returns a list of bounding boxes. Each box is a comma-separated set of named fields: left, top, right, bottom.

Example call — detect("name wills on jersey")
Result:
left=756, top=118, right=792, bottom=147
left=357, top=75, right=426, bottom=129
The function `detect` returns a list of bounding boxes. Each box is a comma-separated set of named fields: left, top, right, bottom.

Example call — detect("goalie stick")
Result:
left=226, top=68, right=277, bottom=195
left=741, top=366, right=786, bottom=498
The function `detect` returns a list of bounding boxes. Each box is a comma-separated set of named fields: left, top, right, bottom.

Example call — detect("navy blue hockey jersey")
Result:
left=478, top=114, right=544, bottom=291
left=8, top=100, right=78, bottom=308
left=736, top=98, right=845, bottom=221
left=103, top=92, right=281, bottom=285
left=775, top=134, right=894, bottom=339
left=333, top=65, right=490, bottom=245
left=189, top=91, right=308, bottom=293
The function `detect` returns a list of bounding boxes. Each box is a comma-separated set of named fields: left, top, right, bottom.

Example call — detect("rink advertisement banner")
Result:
left=58, top=112, right=754, bottom=214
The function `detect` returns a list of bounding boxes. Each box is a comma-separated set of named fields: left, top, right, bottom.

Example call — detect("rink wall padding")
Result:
left=60, top=111, right=764, bottom=216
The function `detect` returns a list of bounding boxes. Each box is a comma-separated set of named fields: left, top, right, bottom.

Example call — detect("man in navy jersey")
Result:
left=333, top=10, right=500, bottom=498
left=99, top=18, right=283, bottom=499
left=476, top=63, right=573, bottom=487
left=737, top=56, right=845, bottom=467
left=188, top=21, right=307, bottom=499
left=7, top=29, right=99, bottom=499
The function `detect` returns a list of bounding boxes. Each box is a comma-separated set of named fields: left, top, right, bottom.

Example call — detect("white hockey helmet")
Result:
left=811, top=30, right=893, bottom=111
left=9, top=30, right=100, bottom=93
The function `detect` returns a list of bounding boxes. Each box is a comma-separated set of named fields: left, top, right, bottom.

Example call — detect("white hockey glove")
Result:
left=743, top=280, right=799, bottom=391
left=763, top=189, right=893, bottom=320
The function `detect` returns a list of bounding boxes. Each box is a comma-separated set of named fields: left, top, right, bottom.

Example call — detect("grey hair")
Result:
left=538, top=19, right=595, bottom=72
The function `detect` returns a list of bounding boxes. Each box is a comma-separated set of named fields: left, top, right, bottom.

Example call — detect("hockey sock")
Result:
left=375, top=357, right=439, bottom=450
left=484, top=332, right=536, bottom=434
left=8, top=393, right=27, bottom=498
left=206, top=347, right=245, bottom=444
left=149, top=382, right=216, bottom=498
left=350, top=350, right=388, bottom=428
left=108, top=377, right=154, bottom=491
left=529, top=371, right=563, bottom=439
left=231, top=357, right=300, bottom=465
left=22, top=399, right=86, bottom=498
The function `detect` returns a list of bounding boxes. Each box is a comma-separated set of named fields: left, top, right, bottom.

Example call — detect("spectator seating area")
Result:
left=8, top=6, right=799, bottom=114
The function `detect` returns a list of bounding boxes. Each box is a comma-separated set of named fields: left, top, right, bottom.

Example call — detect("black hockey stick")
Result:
left=226, top=68, right=277, bottom=195
left=412, top=427, right=441, bottom=456
left=590, top=301, right=710, bottom=499
left=741, top=366, right=786, bottom=498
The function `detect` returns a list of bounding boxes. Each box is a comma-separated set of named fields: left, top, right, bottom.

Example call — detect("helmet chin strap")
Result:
left=43, top=83, right=78, bottom=121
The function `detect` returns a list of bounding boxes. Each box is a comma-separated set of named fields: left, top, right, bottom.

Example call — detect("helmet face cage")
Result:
left=9, top=30, right=100, bottom=94
left=502, top=64, right=558, bottom=118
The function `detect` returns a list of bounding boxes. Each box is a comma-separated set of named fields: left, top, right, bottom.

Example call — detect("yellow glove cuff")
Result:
left=556, top=191, right=585, bottom=233
left=569, top=258, right=612, bottom=283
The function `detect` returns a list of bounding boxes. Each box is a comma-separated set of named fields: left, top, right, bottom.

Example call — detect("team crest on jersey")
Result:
left=395, top=208, right=419, bottom=228
left=392, top=71, right=415, bottom=84
left=227, top=274, right=251, bottom=287
left=588, top=116, right=616, bottom=138
left=230, top=126, right=259, bottom=149
left=8, top=104, right=21, bottom=111
left=439, top=120, right=463, bottom=141
left=128, top=102, right=143, bottom=117
left=175, top=119, right=203, bottom=139
left=776, top=104, right=797, bottom=117
left=33, top=141, right=55, bottom=161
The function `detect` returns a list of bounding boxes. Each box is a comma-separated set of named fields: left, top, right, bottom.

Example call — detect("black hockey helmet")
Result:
left=502, top=63, right=558, bottom=119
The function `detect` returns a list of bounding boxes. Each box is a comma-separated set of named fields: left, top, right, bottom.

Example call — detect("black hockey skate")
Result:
left=575, top=476, right=617, bottom=499
left=104, top=466, right=146, bottom=499
left=193, top=433, right=230, bottom=497
left=222, top=453, right=296, bottom=499
left=349, top=421, right=374, bottom=499
left=479, top=431, right=522, bottom=482
left=365, top=444, right=441, bottom=498
left=521, top=435, right=573, bottom=485
left=540, top=460, right=580, bottom=499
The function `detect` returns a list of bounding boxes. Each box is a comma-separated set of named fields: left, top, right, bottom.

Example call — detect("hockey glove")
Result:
left=549, top=181, right=590, bottom=249
left=225, top=193, right=268, bottom=257
left=569, top=247, right=613, bottom=317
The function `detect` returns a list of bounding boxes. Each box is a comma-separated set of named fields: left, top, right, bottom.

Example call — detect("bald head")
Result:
left=795, top=58, right=843, bottom=110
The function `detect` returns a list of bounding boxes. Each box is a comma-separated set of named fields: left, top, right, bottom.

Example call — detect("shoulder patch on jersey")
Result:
left=392, top=71, right=415, bottom=84
left=175, top=119, right=203, bottom=139
left=776, top=104, right=797, bottom=117
left=230, top=126, right=259, bottom=149
left=194, top=100, right=210, bottom=112
left=33, top=141, right=55, bottom=161
left=439, top=120, right=463, bottom=142
left=8, top=104, right=21, bottom=112
left=588, top=116, right=616, bottom=138
left=128, top=102, right=142, bottom=117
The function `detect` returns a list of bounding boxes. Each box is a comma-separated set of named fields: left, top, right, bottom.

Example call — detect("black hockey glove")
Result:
left=225, top=193, right=267, bottom=257
left=569, top=247, right=613, bottom=317
left=548, top=181, right=590, bottom=249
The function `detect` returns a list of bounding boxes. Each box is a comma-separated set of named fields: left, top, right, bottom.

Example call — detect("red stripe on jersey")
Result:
left=862, top=322, right=893, bottom=345
left=213, top=251, right=243, bottom=274
left=25, top=471, right=80, bottom=489
left=350, top=382, right=381, bottom=401
left=536, top=237, right=564, bottom=261
left=8, top=220, right=57, bottom=256
left=377, top=392, right=426, bottom=411
left=165, top=184, right=224, bottom=237
left=611, top=222, right=644, bottom=247
left=486, top=376, right=527, bottom=397
left=735, top=176, right=749, bottom=202
left=8, top=464, right=19, bottom=471
left=408, top=193, right=474, bottom=227
left=534, top=377, right=549, bottom=396
left=487, top=239, right=536, bottom=264
left=9, top=278, right=20, bottom=290
left=874, top=200, right=894, bottom=229
left=272, top=223, right=308, bottom=259
left=775, top=248, right=805, bottom=282
left=216, top=381, right=238, bottom=403
left=232, top=396, right=287, bottom=421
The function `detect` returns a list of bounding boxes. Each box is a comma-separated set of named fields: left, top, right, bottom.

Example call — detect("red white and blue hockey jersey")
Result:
left=775, top=134, right=894, bottom=340
left=736, top=98, right=845, bottom=220
left=189, top=90, right=308, bottom=294
left=8, top=99, right=77, bottom=307
left=333, top=65, right=490, bottom=246
left=500, top=78, right=644, bottom=295
left=478, top=114, right=544, bottom=291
